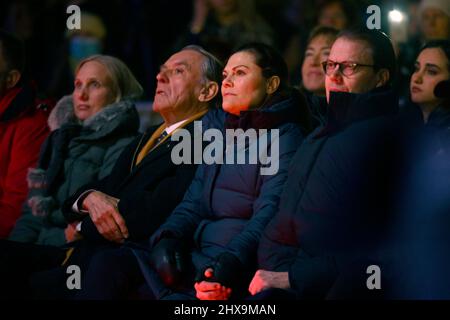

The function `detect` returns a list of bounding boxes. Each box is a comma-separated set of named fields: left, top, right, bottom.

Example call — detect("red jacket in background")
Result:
left=0, top=81, right=52, bottom=238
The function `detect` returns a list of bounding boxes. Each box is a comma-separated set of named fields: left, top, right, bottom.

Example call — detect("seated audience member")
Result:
left=410, top=40, right=450, bottom=126
left=76, top=43, right=311, bottom=300
left=9, top=54, right=142, bottom=246
left=0, top=45, right=223, bottom=299
left=0, top=30, right=51, bottom=238
left=250, top=29, right=407, bottom=299
left=301, top=25, right=338, bottom=128
left=396, top=0, right=449, bottom=103
left=399, top=40, right=450, bottom=147
left=387, top=40, right=450, bottom=299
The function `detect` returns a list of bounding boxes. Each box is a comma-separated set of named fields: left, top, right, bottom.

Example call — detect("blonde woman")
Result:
left=9, top=55, right=142, bottom=246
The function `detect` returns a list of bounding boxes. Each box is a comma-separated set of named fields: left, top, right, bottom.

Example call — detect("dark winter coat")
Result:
left=258, top=87, right=407, bottom=298
left=62, top=108, right=226, bottom=244
left=137, top=90, right=310, bottom=298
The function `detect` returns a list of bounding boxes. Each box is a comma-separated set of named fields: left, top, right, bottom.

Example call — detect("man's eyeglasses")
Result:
left=321, top=60, right=375, bottom=77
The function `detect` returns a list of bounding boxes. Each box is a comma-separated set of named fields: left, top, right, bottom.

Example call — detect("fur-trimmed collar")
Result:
left=47, top=95, right=79, bottom=130
left=47, top=95, right=138, bottom=132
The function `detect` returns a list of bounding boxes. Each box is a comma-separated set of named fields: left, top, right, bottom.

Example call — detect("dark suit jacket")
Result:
left=62, top=120, right=207, bottom=244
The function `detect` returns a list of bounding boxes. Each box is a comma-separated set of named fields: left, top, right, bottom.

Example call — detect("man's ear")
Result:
left=198, top=81, right=219, bottom=102
left=6, top=70, right=21, bottom=89
left=266, top=76, right=280, bottom=95
left=375, top=69, right=389, bottom=88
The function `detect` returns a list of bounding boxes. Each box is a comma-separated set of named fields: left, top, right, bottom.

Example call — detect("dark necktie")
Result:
left=156, top=130, right=168, bottom=144
left=151, top=130, right=168, bottom=150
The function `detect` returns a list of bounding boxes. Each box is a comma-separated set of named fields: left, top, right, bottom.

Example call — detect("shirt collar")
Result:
left=165, top=119, right=188, bottom=134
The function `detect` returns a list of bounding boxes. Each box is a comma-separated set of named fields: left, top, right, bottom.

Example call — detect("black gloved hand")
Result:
left=197, top=252, right=244, bottom=290
left=149, top=238, right=190, bottom=288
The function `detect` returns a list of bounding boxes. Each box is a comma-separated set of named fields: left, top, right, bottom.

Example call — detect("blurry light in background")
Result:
left=388, top=9, right=404, bottom=23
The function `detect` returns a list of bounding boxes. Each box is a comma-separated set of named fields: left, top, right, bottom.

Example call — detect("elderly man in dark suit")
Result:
left=62, top=45, right=222, bottom=244
left=0, top=45, right=223, bottom=299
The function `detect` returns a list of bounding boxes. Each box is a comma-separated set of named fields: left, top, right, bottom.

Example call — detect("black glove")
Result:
left=149, top=238, right=190, bottom=288
left=196, top=252, right=244, bottom=290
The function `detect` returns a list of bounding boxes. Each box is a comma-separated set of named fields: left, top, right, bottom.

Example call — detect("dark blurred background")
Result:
left=0, top=0, right=436, bottom=101
left=0, top=0, right=397, bottom=101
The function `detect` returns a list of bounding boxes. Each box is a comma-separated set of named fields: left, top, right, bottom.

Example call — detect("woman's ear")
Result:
left=198, top=81, right=219, bottom=102
left=266, top=76, right=280, bottom=95
left=375, top=69, right=390, bottom=88
left=6, top=70, right=21, bottom=89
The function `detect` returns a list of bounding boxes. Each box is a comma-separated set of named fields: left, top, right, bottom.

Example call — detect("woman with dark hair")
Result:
left=411, top=40, right=450, bottom=156
left=387, top=40, right=450, bottom=299
left=410, top=40, right=450, bottom=124
left=76, top=43, right=311, bottom=300
left=302, top=26, right=339, bottom=97
left=400, top=40, right=450, bottom=152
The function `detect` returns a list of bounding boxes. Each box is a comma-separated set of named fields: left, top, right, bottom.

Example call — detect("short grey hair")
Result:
left=182, top=45, right=223, bottom=108
left=75, top=55, right=144, bottom=102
